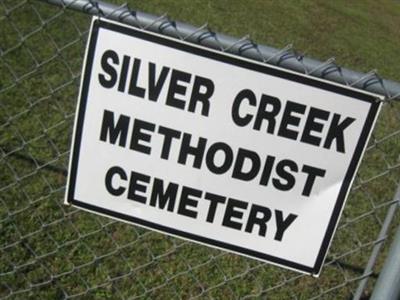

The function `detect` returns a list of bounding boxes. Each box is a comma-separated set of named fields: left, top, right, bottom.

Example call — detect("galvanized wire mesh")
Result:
left=1, top=0, right=399, bottom=299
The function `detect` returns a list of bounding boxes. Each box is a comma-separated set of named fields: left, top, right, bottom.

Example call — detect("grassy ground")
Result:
left=0, top=0, right=399, bottom=299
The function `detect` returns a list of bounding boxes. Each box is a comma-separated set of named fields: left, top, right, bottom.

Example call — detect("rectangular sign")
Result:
left=66, top=17, right=382, bottom=276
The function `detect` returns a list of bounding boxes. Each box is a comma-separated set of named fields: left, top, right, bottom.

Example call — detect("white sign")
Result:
left=66, top=17, right=382, bottom=276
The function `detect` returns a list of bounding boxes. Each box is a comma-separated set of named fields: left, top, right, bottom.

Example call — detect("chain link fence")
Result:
left=1, top=0, right=399, bottom=299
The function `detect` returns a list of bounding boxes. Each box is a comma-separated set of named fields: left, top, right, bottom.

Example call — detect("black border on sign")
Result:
left=66, top=18, right=381, bottom=275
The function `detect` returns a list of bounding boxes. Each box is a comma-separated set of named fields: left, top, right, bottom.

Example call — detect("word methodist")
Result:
left=65, top=17, right=381, bottom=276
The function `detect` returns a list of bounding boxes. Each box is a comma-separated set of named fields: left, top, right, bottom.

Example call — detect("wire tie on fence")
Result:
left=336, top=66, right=352, bottom=86
left=182, top=23, right=209, bottom=41
left=294, top=51, right=305, bottom=66
left=172, top=21, right=186, bottom=40
left=202, top=27, right=224, bottom=51
left=238, top=39, right=259, bottom=55
left=105, top=3, right=129, bottom=20
left=91, top=0, right=104, bottom=16
left=350, top=69, right=378, bottom=87
left=375, top=76, right=391, bottom=101
left=276, top=47, right=298, bottom=66
left=296, top=52, right=305, bottom=61
left=196, top=28, right=216, bottom=43
left=83, top=0, right=104, bottom=17
left=117, top=3, right=134, bottom=22
left=308, top=57, right=336, bottom=76
left=143, top=13, right=168, bottom=30
left=159, top=18, right=184, bottom=40
left=265, top=43, right=293, bottom=64
left=295, top=52, right=315, bottom=75
left=321, top=61, right=343, bottom=78
left=237, top=38, right=264, bottom=59
left=365, top=73, right=389, bottom=98
left=352, top=70, right=390, bottom=101
left=118, top=4, right=142, bottom=29
left=195, top=28, right=223, bottom=50
left=248, top=42, right=268, bottom=63
left=82, top=1, right=94, bottom=14
left=223, top=35, right=250, bottom=52
left=293, top=50, right=313, bottom=74
left=159, top=18, right=176, bottom=32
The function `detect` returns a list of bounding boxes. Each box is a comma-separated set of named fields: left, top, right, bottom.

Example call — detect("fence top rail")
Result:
left=35, top=0, right=400, bottom=102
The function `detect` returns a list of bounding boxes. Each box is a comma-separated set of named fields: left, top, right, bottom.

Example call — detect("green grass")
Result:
left=1, top=0, right=400, bottom=299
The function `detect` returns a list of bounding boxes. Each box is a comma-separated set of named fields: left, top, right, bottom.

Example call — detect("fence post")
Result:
left=370, top=186, right=400, bottom=300
left=352, top=197, right=399, bottom=299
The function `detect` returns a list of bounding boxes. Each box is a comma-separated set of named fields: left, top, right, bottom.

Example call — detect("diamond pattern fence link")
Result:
left=0, top=0, right=400, bottom=299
